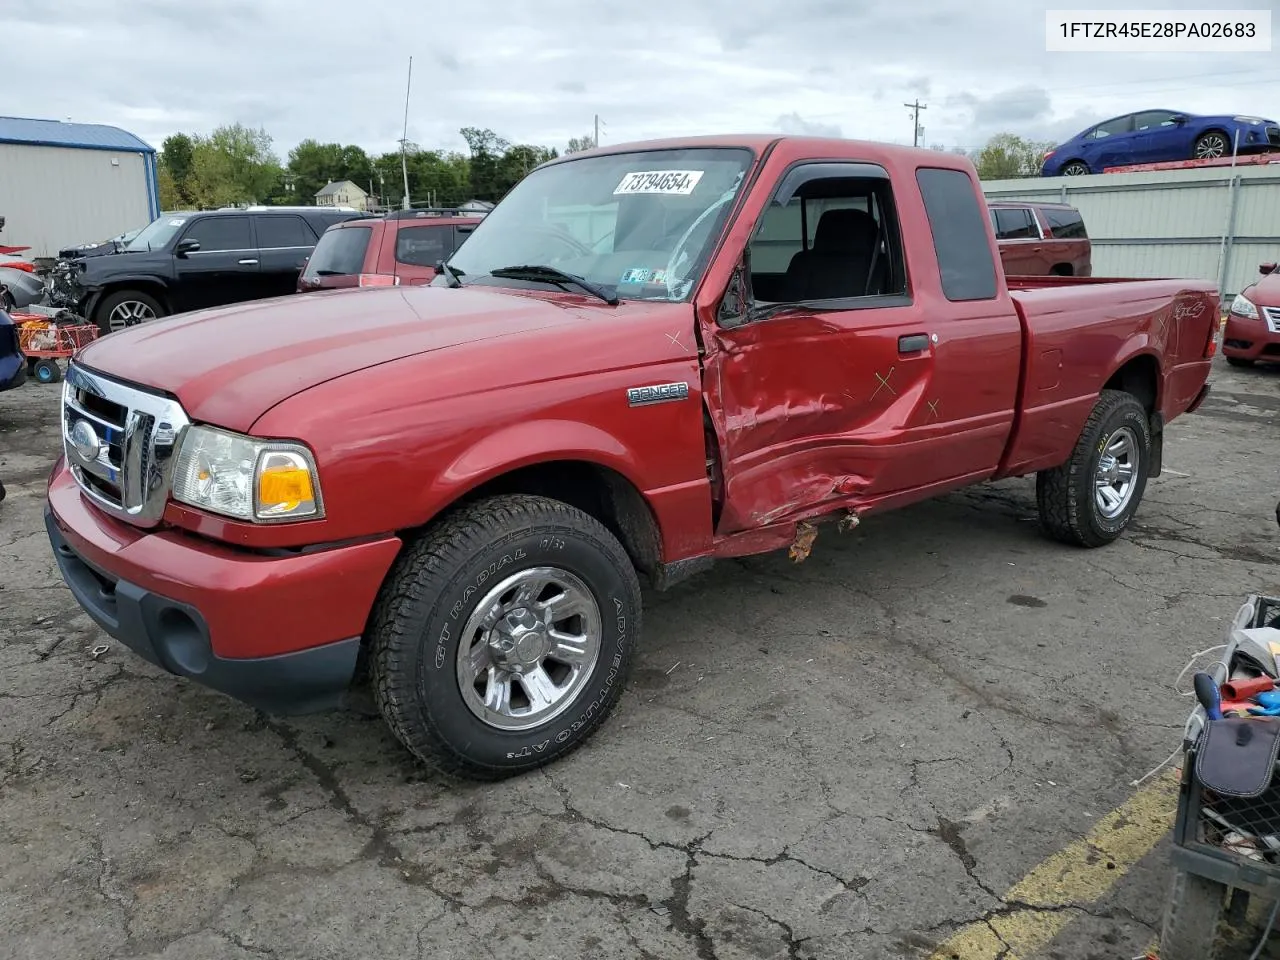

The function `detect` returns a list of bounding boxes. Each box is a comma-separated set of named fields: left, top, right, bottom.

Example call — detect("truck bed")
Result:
left=998, top=277, right=1218, bottom=478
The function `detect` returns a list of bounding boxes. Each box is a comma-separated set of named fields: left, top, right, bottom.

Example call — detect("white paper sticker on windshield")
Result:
left=614, top=170, right=704, bottom=196
left=168, top=218, right=186, bottom=226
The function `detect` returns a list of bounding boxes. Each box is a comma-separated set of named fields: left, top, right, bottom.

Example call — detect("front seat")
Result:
left=784, top=208, right=883, bottom=301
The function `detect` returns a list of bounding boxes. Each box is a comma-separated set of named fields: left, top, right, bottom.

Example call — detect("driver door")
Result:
left=701, top=161, right=1023, bottom=536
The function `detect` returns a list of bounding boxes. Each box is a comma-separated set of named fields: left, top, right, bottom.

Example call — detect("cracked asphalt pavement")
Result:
left=2, top=358, right=1278, bottom=960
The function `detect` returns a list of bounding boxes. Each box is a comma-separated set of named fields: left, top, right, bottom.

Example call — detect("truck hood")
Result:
left=76, top=287, right=609, bottom=432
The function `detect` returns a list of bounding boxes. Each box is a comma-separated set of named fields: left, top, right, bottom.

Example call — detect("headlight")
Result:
left=171, top=425, right=324, bottom=522
left=1230, top=294, right=1259, bottom=320
left=1234, top=116, right=1266, bottom=125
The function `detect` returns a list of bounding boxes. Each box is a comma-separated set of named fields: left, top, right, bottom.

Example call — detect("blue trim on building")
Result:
left=143, top=153, right=160, bottom=219
left=0, top=116, right=155, bottom=153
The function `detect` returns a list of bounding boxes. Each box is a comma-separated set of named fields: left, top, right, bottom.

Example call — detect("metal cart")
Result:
left=1161, top=594, right=1280, bottom=960
left=14, top=314, right=98, bottom=383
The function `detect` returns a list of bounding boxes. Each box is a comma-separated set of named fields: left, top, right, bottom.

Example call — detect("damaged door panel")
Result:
left=700, top=158, right=1022, bottom=536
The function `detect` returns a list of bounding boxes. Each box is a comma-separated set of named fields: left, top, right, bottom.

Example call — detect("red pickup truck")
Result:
left=46, top=135, right=1218, bottom=779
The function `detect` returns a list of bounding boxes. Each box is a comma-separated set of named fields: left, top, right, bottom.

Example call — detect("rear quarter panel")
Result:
left=998, top=278, right=1217, bottom=477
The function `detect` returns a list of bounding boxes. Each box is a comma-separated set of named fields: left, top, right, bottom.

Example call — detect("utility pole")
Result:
left=904, top=99, right=927, bottom=147
left=400, top=56, right=413, bottom=209
left=594, top=114, right=599, bottom=148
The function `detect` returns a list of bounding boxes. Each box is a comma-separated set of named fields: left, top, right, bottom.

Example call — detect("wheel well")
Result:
left=1104, top=354, right=1158, bottom=413
left=449, top=461, right=664, bottom=583
left=1050, top=263, right=1073, bottom=276
left=98, top=281, right=170, bottom=316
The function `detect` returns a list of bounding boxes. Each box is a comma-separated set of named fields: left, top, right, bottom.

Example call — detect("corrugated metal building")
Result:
left=0, top=116, right=160, bottom=260
left=982, top=161, right=1280, bottom=303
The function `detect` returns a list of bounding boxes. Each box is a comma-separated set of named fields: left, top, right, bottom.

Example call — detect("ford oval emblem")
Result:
left=70, top=420, right=102, bottom=462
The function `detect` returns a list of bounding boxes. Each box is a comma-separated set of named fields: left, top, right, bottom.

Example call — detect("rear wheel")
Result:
left=1037, top=389, right=1151, bottom=547
left=32, top=359, right=61, bottom=383
left=1061, top=161, right=1089, bottom=176
left=95, top=289, right=165, bottom=335
left=369, top=494, right=642, bottom=780
left=1159, top=869, right=1226, bottom=960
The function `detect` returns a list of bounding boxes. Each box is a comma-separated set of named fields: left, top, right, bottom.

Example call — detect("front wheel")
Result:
left=1159, top=869, right=1226, bottom=960
left=94, top=289, right=165, bottom=335
left=1194, top=131, right=1230, bottom=160
left=369, top=494, right=642, bottom=780
left=1036, top=389, right=1151, bottom=547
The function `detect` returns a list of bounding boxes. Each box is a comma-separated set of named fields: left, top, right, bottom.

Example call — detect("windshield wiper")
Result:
left=437, top=259, right=463, bottom=289
left=488, top=265, right=619, bottom=305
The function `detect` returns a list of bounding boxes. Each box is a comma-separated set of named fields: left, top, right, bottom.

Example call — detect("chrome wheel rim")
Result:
left=1064, top=163, right=1087, bottom=176
left=1195, top=135, right=1227, bottom=159
left=1094, top=426, right=1139, bottom=519
left=455, top=566, right=601, bottom=732
left=108, top=300, right=156, bottom=332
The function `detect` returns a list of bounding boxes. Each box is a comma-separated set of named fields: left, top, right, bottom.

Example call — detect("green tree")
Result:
left=971, top=133, right=1056, bottom=180
left=186, top=123, right=282, bottom=206
left=460, top=127, right=511, bottom=203
left=565, top=135, right=596, bottom=154
left=497, top=144, right=557, bottom=197
left=159, top=133, right=196, bottom=206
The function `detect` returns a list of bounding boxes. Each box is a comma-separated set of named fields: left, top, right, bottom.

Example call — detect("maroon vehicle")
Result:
left=1223, top=261, right=1280, bottom=366
left=46, top=135, right=1217, bottom=779
left=297, top=208, right=483, bottom=292
left=988, top=201, right=1092, bottom=277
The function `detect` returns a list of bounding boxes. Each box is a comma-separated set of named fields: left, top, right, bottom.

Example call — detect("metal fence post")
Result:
left=1216, top=174, right=1242, bottom=305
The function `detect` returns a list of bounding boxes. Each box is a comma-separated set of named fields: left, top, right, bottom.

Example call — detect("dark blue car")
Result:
left=0, top=308, right=24, bottom=391
left=1042, top=109, right=1280, bottom=176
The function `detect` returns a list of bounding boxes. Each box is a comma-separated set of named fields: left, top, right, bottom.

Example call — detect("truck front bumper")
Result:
left=45, top=462, right=402, bottom=715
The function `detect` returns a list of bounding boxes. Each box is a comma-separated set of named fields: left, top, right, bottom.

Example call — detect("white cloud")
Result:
left=5, top=0, right=1277, bottom=158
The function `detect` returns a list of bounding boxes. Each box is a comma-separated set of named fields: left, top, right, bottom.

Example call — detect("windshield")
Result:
left=123, top=214, right=195, bottom=253
left=444, top=147, right=754, bottom=302
left=301, top=226, right=372, bottom=279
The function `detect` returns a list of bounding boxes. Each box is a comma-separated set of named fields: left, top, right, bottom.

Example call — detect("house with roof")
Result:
left=0, top=115, right=159, bottom=260
left=314, top=180, right=370, bottom=211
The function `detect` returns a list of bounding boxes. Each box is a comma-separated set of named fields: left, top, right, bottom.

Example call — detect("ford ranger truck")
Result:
left=46, top=135, right=1218, bottom=780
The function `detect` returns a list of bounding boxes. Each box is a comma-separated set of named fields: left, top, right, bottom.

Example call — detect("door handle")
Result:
left=239, top=259, right=258, bottom=265
left=898, top=334, right=930, bottom=354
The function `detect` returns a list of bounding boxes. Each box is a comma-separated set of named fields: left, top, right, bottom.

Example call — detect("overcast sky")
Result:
left=8, top=0, right=1279, bottom=159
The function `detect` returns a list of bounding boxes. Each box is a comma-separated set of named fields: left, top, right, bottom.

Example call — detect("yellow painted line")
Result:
left=928, top=769, right=1180, bottom=959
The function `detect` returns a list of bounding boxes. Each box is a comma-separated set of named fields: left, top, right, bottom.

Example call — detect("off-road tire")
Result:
left=369, top=494, right=642, bottom=780
left=1159, top=869, right=1226, bottom=960
left=94, top=289, right=165, bottom=335
left=1036, top=389, right=1151, bottom=547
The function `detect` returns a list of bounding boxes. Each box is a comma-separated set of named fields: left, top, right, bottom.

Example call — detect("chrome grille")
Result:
left=1264, top=306, right=1280, bottom=334
left=1267, top=126, right=1280, bottom=147
left=61, top=363, right=190, bottom=527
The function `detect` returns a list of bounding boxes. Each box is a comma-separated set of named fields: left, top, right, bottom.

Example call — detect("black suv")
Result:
left=53, top=207, right=374, bottom=333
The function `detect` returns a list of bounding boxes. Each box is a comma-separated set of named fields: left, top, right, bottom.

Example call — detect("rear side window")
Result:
left=301, top=226, right=372, bottom=278
left=916, top=168, right=998, bottom=301
left=182, top=216, right=252, bottom=252
left=1043, top=207, right=1088, bottom=239
left=255, top=215, right=315, bottom=249
left=395, top=226, right=449, bottom=267
left=992, top=208, right=1038, bottom=240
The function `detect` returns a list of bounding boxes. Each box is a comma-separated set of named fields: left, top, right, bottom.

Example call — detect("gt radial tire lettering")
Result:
left=435, top=622, right=450, bottom=670
left=449, top=548, right=527, bottom=621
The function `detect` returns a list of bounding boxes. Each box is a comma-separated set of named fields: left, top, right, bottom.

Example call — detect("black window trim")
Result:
left=737, top=158, right=913, bottom=322
left=176, top=213, right=255, bottom=255
left=252, top=213, right=319, bottom=251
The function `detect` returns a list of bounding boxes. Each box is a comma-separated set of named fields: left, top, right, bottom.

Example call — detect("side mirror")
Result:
left=175, top=238, right=200, bottom=257
left=1261, top=262, right=1277, bottom=276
